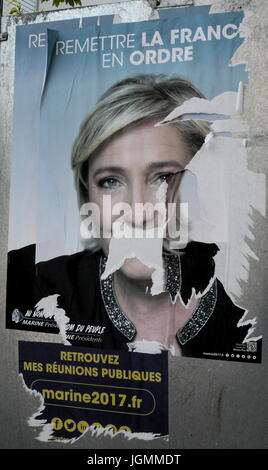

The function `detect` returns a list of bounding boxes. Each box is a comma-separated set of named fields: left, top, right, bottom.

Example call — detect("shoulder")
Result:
left=181, top=278, right=260, bottom=359
left=36, top=248, right=101, bottom=293
left=37, top=249, right=100, bottom=277
left=215, top=279, right=246, bottom=325
left=7, top=244, right=102, bottom=298
left=211, top=278, right=253, bottom=346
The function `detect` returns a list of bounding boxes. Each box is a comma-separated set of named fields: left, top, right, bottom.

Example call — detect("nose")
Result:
left=124, top=181, right=164, bottom=230
left=121, top=181, right=145, bottom=228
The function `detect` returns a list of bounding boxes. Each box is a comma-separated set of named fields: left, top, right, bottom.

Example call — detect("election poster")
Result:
left=19, top=341, right=168, bottom=440
left=4, top=4, right=265, bottom=442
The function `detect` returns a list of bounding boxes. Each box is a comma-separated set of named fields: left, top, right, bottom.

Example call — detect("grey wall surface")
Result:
left=0, top=0, right=267, bottom=449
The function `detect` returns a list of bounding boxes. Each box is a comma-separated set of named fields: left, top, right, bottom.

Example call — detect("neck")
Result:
left=113, top=268, right=170, bottom=313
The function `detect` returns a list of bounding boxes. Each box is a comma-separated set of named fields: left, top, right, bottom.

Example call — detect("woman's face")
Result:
left=87, top=120, right=192, bottom=281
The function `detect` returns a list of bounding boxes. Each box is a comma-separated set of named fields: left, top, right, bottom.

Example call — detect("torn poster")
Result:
left=6, top=5, right=263, bottom=364
left=19, top=341, right=168, bottom=442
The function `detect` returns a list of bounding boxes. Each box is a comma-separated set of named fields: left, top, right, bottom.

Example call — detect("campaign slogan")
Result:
left=28, top=18, right=242, bottom=69
left=19, top=341, right=168, bottom=441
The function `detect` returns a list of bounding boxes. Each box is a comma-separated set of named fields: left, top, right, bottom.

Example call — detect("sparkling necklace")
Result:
left=99, top=253, right=217, bottom=345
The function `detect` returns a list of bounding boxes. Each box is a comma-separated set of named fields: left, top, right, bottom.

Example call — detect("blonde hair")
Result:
left=71, top=74, right=210, bottom=207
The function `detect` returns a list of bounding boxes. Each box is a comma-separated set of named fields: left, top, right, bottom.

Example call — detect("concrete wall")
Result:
left=0, top=0, right=268, bottom=449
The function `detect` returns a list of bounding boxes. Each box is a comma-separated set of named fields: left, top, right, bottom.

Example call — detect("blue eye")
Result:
left=155, top=173, right=174, bottom=184
left=98, top=177, right=122, bottom=189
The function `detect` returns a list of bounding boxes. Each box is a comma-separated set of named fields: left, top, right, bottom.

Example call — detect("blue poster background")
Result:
left=8, top=6, right=247, bottom=261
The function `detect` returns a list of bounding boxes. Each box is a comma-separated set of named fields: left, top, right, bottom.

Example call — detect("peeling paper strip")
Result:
left=156, top=91, right=240, bottom=126
left=157, top=86, right=264, bottom=343
left=34, top=295, right=70, bottom=345
left=102, top=238, right=165, bottom=297
left=102, top=181, right=168, bottom=296
left=40, top=29, right=59, bottom=107
left=128, top=340, right=177, bottom=356
left=210, top=119, right=249, bottom=134
left=235, top=81, right=244, bottom=114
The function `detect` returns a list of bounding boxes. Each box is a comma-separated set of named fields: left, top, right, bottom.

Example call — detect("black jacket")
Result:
left=6, top=244, right=261, bottom=362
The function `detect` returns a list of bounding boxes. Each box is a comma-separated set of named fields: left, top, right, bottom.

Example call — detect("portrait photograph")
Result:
left=6, top=6, right=263, bottom=363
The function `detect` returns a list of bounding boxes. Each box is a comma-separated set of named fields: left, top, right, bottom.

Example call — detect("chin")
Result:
left=119, top=257, right=155, bottom=281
